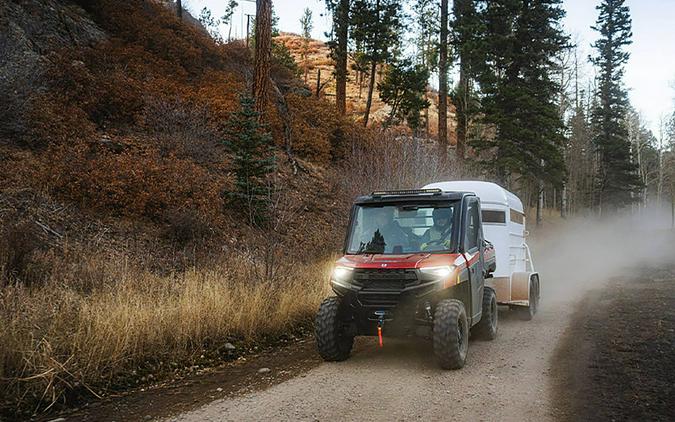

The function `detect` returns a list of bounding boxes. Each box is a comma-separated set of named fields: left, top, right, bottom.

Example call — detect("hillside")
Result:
left=0, top=1, right=465, bottom=418
left=276, top=33, right=457, bottom=144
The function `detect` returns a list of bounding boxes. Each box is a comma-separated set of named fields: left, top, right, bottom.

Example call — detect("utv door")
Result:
left=463, top=197, right=484, bottom=324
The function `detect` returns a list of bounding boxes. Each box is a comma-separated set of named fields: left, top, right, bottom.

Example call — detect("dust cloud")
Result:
left=530, top=208, right=675, bottom=305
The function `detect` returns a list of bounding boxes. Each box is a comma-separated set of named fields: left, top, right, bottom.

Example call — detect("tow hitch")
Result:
left=374, top=310, right=391, bottom=347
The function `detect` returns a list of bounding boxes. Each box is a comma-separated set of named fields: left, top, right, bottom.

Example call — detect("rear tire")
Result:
left=315, top=297, right=354, bottom=361
left=474, top=287, right=498, bottom=340
left=433, top=299, right=469, bottom=370
left=516, top=278, right=539, bottom=321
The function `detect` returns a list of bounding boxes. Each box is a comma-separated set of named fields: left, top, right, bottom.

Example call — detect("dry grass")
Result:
left=0, top=251, right=332, bottom=416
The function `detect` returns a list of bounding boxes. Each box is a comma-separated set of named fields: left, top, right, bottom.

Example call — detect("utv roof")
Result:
left=354, top=188, right=472, bottom=205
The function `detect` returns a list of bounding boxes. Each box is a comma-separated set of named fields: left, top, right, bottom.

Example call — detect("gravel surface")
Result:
left=166, top=300, right=571, bottom=422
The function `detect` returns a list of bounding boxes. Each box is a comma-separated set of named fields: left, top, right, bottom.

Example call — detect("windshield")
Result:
left=346, top=202, right=459, bottom=254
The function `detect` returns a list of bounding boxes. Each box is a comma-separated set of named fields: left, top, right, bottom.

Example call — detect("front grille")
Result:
left=352, top=268, right=419, bottom=290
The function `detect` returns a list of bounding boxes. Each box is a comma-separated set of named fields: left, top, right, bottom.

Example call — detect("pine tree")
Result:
left=253, top=0, right=273, bottom=118
left=438, top=0, right=449, bottom=156
left=224, top=95, right=276, bottom=224
left=473, top=0, right=568, bottom=188
left=451, top=0, right=482, bottom=159
left=590, top=0, right=640, bottom=212
left=325, top=0, right=351, bottom=116
left=300, top=8, right=314, bottom=83
left=222, top=0, right=238, bottom=42
left=350, top=0, right=403, bottom=127
left=412, top=0, right=439, bottom=136
left=378, top=58, right=431, bottom=130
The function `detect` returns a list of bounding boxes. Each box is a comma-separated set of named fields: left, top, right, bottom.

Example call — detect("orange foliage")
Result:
left=46, top=141, right=223, bottom=220
left=7, top=0, right=372, bottom=225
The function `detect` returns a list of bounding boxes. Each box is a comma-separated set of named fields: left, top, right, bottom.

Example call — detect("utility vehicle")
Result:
left=315, top=188, right=498, bottom=369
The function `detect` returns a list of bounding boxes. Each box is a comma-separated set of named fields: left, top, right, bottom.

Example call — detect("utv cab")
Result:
left=316, top=188, right=498, bottom=369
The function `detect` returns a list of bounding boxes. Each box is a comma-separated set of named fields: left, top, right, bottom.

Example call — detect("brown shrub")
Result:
left=0, top=222, right=41, bottom=286
left=45, top=142, right=223, bottom=220
left=163, top=209, right=211, bottom=245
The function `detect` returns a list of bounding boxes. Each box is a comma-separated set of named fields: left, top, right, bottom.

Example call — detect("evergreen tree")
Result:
left=590, top=0, right=640, bottom=212
left=438, top=0, right=449, bottom=155
left=473, top=0, right=568, bottom=188
left=300, top=8, right=314, bottom=83
left=224, top=95, right=276, bottom=224
left=451, top=0, right=483, bottom=159
left=412, top=0, right=439, bottom=135
left=378, top=58, right=431, bottom=130
left=222, top=0, right=238, bottom=42
left=350, top=0, right=403, bottom=127
left=253, top=0, right=273, bottom=118
left=325, top=0, right=351, bottom=116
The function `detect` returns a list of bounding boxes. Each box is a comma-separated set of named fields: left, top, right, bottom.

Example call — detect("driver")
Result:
left=421, top=207, right=453, bottom=250
left=372, top=207, right=409, bottom=250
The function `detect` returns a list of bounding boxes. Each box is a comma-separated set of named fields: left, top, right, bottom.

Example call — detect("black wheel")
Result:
left=315, top=296, right=354, bottom=361
left=433, top=299, right=469, bottom=370
left=516, top=278, right=539, bottom=321
left=473, top=287, right=498, bottom=340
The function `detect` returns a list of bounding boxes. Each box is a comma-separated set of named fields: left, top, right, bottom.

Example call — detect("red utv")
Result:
left=315, top=189, right=497, bottom=369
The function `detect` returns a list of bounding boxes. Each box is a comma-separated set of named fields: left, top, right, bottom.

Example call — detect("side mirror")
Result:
left=524, top=230, right=530, bottom=237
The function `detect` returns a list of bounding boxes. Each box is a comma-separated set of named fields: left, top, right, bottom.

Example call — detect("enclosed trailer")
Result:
left=422, top=181, right=540, bottom=319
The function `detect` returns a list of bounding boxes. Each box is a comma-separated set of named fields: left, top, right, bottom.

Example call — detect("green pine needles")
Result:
left=590, top=0, right=641, bottom=211
left=223, top=95, right=276, bottom=224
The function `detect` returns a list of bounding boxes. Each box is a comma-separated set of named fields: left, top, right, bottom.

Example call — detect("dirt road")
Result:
left=165, top=296, right=571, bottom=421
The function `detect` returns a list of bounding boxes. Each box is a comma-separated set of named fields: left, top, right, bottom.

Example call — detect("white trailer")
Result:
left=422, top=181, right=540, bottom=319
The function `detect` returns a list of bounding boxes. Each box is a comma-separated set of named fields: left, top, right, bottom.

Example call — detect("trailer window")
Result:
left=481, top=210, right=506, bottom=224
left=510, top=209, right=525, bottom=225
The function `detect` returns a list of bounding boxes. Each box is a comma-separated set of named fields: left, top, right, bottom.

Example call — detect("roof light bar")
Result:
left=370, top=188, right=443, bottom=197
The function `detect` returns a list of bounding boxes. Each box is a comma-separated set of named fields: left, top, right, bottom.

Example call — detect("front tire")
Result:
left=474, top=287, right=498, bottom=340
left=315, top=296, right=354, bottom=361
left=433, top=299, right=469, bottom=370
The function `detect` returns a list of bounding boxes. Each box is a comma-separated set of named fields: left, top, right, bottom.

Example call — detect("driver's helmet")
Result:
left=432, top=207, right=452, bottom=228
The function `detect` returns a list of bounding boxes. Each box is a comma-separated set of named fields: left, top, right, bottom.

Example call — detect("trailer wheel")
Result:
left=516, top=278, right=539, bottom=321
left=473, top=287, right=498, bottom=340
left=315, top=297, right=354, bottom=361
left=433, top=299, right=469, bottom=369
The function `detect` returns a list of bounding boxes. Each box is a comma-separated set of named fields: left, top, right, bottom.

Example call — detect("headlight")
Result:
left=420, top=265, right=455, bottom=279
left=331, top=266, right=353, bottom=281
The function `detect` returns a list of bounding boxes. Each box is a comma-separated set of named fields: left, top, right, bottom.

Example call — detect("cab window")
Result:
left=464, top=200, right=480, bottom=251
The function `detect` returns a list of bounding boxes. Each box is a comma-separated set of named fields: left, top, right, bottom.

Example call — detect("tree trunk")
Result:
left=561, top=182, right=567, bottom=218
left=363, top=60, right=377, bottom=127
left=316, top=68, right=321, bottom=97
left=455, top=60, right=467, bottom=160
left=335, top=0, right=350, bottom=116
left=253, top=0, right=272, bottom=119
left=176, top=0, right=182, bottom=20
left=536, top=180, right=544, bottom=227
left=438, top=0, right=449, bottom=159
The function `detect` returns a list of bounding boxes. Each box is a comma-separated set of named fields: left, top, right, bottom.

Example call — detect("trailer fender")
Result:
left=510, top=272, right=531, bottom=302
